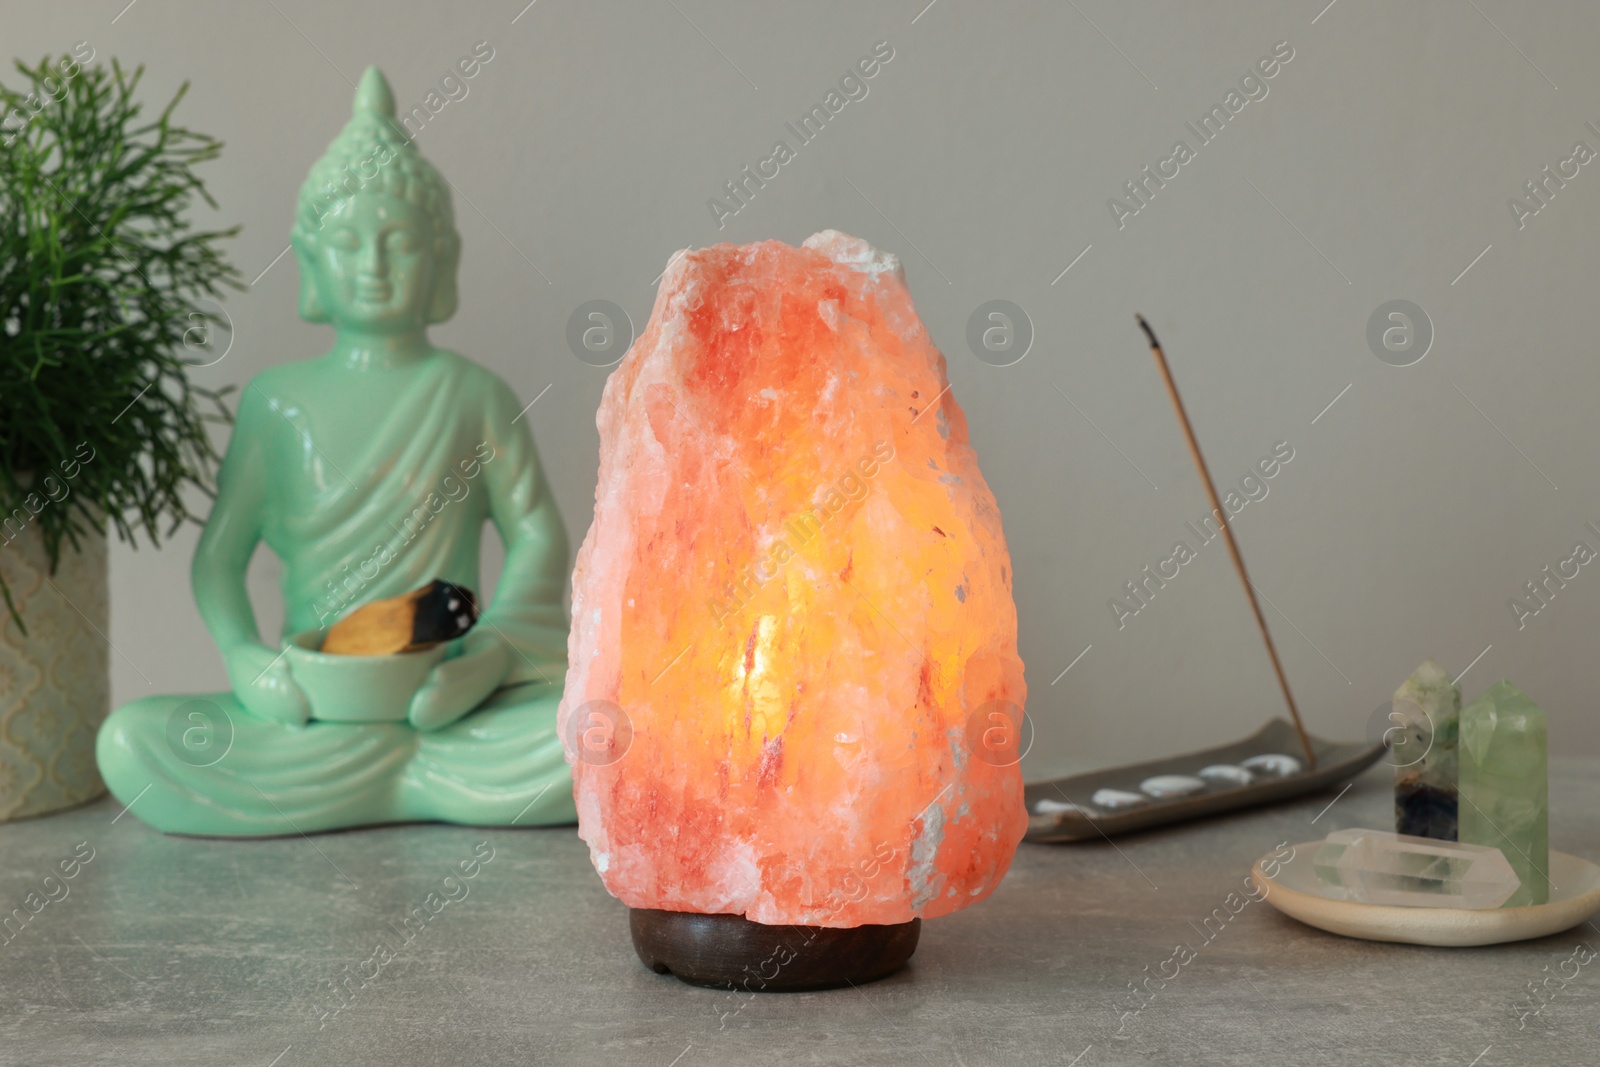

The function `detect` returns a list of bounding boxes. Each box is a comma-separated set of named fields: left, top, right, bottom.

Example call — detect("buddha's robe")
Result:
left=95, top=353, right=576, bottom=835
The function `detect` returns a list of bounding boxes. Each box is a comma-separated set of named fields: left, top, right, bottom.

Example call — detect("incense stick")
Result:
left=1135, top=314, right=1317, bottom=770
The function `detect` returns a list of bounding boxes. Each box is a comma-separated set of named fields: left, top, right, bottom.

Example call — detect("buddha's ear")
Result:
left=292, top=232, right=331, bottom=324
left=426, top=230, right=461, bottom=325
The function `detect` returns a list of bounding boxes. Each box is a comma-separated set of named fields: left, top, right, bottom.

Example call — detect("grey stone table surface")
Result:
left=3, top=758, right=1597, bottom=1067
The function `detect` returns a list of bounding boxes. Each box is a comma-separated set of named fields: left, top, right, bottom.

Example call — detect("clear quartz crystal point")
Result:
left=1313, top=828, right=1521, bottom=909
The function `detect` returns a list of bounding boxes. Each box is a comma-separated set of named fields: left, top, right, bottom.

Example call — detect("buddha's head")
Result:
left=292, top=67, right=460, bottom=334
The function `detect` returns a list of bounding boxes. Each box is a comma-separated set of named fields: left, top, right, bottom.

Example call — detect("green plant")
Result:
left=0, top=55, right=241, bottom=628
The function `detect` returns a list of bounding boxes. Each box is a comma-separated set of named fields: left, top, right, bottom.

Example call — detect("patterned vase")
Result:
left=0, top=520, right=109, bottom=821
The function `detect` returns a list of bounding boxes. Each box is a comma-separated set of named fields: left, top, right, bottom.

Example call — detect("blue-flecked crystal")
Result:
left=1391, top=659, right=1460, bottom=840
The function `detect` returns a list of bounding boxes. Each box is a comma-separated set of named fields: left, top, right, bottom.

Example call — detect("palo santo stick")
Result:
left=1135, top=314, right=1316, bottom=769
left=321, top=579, right=479, bottom=656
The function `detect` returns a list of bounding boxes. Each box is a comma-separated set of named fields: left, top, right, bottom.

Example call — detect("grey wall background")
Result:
left=9, top=0, right=1600, bottom=776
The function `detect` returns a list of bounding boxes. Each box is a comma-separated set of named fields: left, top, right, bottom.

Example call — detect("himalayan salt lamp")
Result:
left=559, top=230, right=1027, bottom=989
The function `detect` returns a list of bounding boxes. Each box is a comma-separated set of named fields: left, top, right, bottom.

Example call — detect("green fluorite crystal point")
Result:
left=1458, top=680, right=1549, bottom=906
left=1392, top=659, right=1460, bottom=840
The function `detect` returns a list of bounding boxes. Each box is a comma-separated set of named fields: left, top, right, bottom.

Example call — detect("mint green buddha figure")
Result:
left=95, top=68, right=576, bottom=835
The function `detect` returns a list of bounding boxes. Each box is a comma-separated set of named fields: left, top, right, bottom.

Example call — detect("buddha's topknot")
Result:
left=292, top=67, right=456, bottom=257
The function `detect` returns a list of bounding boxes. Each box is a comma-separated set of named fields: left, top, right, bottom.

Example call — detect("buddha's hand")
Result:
left=225, top=642, right=312, bottom=727
left=408, top=628, right=511, bottom=732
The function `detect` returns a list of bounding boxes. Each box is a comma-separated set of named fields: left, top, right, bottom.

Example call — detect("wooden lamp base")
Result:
left=629, top=908, right=921, bottom=991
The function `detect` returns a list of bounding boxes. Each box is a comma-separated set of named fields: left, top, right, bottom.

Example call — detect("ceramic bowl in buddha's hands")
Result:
left=283, top=630, right=447, bottom=723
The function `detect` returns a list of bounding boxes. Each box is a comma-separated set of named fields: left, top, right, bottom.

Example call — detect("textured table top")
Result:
left=3, top=759, right=1595, bottom=1066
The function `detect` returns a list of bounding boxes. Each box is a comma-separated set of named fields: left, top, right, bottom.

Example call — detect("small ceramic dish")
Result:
left=283, top=630, right=446, bottom=723
left=1252, top=840, right=1600, bottom=947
